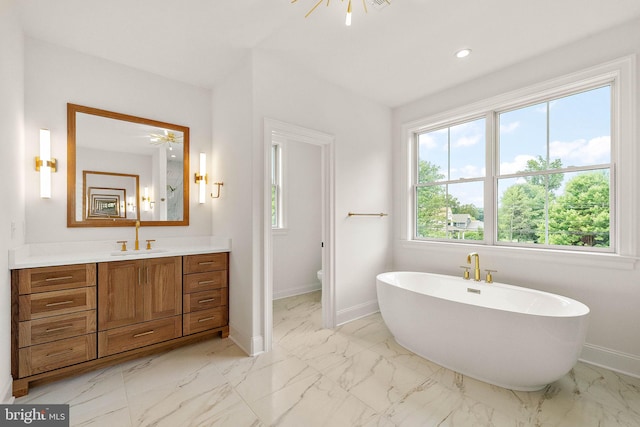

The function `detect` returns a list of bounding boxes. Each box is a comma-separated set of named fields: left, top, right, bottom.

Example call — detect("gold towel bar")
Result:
left=348, top=212, right=388, bottom=217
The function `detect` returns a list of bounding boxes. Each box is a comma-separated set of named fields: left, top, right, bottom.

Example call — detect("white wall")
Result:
left=273, top=141, right=322, bottom=299
left=392, top=18, right=640, bottom=377
left=253, top=50, right=393, bottom=325
left=24, top=38, right=213, bottom=243
left=0, top=0, right=25, bottom=403
left=211, top=56, right=257, bottom=354
left=212, top=50, right=392, bottom=353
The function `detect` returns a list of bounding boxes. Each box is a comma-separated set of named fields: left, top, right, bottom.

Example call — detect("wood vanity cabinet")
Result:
left=11, top=252, right=230, bottom=397
left=97, top=257, right=182, bottom=357
left=183, top=253, right=229, bottom=336
left=12, top=264, right=97, bottom=391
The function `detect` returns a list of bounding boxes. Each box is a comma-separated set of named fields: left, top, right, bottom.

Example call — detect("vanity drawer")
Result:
left=18, top=264, right=96, bottom=295
left=97, top=316, right=182, bottom=358
left=19, top=287, right=97, bottom=321
left=183, top=289, right=227, bottom=313
left=19, top=310, right=97, bottom=348
left=183, top=307, right=227, bottom=335
left=183, top=271, right=227, bottom=293
left=18, top=334, right=97, bottom=377
left=183, top=253, right=228, bottom=274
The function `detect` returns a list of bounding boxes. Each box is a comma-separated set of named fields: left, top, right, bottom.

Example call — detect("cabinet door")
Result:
left=98, top=260, right=144, bottom=331
left=144, top=256, right=182, bottom=321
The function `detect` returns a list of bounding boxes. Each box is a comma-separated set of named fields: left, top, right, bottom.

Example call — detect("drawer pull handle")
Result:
left=45, top=276, right=74, bottom=282
left=45, top=300, right=74, bottom=307
left=45, top=325, right=73, bottom=333
left=46, top=348, right=74, bottom=357
left=198, top=261, right=215, bottom=265
left=198, top=316, right=215, bottom=323
left=198, top=298, right=216, bottom=304
left=197, top=280, right=215, bottom=285
left=133, top=330, right=155, bottom=338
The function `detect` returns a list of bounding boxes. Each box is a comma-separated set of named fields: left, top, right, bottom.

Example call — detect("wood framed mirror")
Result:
left=67, top=103, right=190, bottom=227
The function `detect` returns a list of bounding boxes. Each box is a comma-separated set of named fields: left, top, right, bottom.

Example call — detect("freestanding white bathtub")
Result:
left=376, top=271, right=590, bottom=391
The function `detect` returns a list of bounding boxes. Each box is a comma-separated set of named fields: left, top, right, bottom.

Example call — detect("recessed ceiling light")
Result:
left=455, top=48, right=472, bottom=59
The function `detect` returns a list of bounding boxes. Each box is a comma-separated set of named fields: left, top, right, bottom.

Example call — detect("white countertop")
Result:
left=9, top=236, right=231, bottom=269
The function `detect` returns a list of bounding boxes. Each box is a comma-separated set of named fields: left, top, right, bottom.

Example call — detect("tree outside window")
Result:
left=415, top=84, right=612, bottom=250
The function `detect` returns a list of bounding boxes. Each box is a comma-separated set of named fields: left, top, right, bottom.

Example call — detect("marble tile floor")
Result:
left=16, top=291, right=640, bottom=426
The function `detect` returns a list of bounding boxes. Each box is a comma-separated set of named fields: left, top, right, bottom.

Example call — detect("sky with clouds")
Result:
left=418, top=85, right=611, bottom=207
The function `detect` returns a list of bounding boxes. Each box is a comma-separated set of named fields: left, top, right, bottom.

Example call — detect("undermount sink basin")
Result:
left=110, top=248, right=168, bottom=256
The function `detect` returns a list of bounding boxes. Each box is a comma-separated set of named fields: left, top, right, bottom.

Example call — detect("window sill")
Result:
left=397, top=239, right=638, bottom=270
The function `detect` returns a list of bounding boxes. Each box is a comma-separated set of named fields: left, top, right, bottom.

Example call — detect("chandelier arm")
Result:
left=297, top=0, right=390, bottom=21
left=305, top=0, right=324, bottom=17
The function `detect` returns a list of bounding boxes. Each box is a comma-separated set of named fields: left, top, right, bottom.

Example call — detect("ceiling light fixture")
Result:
left=455, top=48, right=472, bottom=59
left=149, top=130, right=183, bottom=147
left=292, top=0, right=390, bottom=26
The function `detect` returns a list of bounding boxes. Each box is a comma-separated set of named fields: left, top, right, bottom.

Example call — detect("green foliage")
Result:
left=523, top=155, right=563, bottom=191
left=457, top=204, right=483, bottom=222
left=416, top=160, right=445, bottom=238
left=271, top=185, right=277, bottom=227
left=416, top=160, right=482, bottom=240
left=545, top=172, right=610, bottom=246
left=498, top=156, right=564, bottom=244
left=498, top=183, right=546, bottom=243
left=416, top=157, right=609, bottom=247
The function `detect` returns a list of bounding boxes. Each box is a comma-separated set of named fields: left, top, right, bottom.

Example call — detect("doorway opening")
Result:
left=263, top=119, right=335, bottom=352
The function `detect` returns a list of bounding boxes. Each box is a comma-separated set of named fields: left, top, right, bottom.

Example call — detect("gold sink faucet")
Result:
left=467, top=252, right=481, bottom=281
left=135, top=220, right=140, bottom=251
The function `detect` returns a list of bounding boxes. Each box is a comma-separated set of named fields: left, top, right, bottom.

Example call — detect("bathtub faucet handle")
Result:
left=459, top=266, right=471, bottom=280
left=485, top=269, right=497, bottom=284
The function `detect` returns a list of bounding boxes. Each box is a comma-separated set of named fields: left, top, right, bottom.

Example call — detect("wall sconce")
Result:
left=194, top=152, right=208, bottom=204
left=127, top=196, right=136, bottom=213
left=211, top=182, right=224, bottom=199
left=35, top=129, right=57, bottom=198
left=142, top=186, right=152, bottom=211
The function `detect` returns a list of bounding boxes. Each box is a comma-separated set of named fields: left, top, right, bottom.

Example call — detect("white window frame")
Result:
left=271, top=139, right=288, bottom=233
left=400, top=56, right=636, bottom=267
left=413, top=115, right=488, bottom=243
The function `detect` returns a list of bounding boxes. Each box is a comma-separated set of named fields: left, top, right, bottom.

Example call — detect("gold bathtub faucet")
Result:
left=467, top=252, right=481, bottom=281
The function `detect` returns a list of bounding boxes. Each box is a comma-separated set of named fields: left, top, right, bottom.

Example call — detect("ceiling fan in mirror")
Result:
left=149, top=129, right=183, bottom=146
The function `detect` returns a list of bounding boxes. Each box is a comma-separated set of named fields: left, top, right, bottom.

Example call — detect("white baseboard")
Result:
left=229, top=325, right=264, bottom=357
left=250, top=335, right=264, bottom=356
left=336, top=299, right=380, bottom=326
left=580, top=343, right=640, bottom=379
left=273, top=283, right=321, bottom=300
left=1, top=376, right=15, bottom=404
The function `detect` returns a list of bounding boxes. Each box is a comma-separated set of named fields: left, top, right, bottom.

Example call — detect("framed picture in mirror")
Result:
left=82, top=170, right=139, bottom=223
left=87, top=187, right=125, bottom=218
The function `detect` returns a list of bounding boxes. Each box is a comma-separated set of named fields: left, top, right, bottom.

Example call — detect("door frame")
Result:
left=263, top=118, right=335, bottom=351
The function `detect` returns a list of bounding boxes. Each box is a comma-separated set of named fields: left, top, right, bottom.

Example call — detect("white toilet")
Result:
left=317, top=270, right=323, bottom=282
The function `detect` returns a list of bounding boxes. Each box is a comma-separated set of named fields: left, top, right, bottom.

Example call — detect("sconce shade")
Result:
left=36, top=129, right=56, bottom=198
left=196, top=152, right=207, bottom=204
left=143, top=186, right=151, bottom=211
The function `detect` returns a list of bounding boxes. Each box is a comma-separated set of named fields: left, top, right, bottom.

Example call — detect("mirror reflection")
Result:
left=67, top=104, right=190, bottom=227
left=83, top=171, right=139, bottom=220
